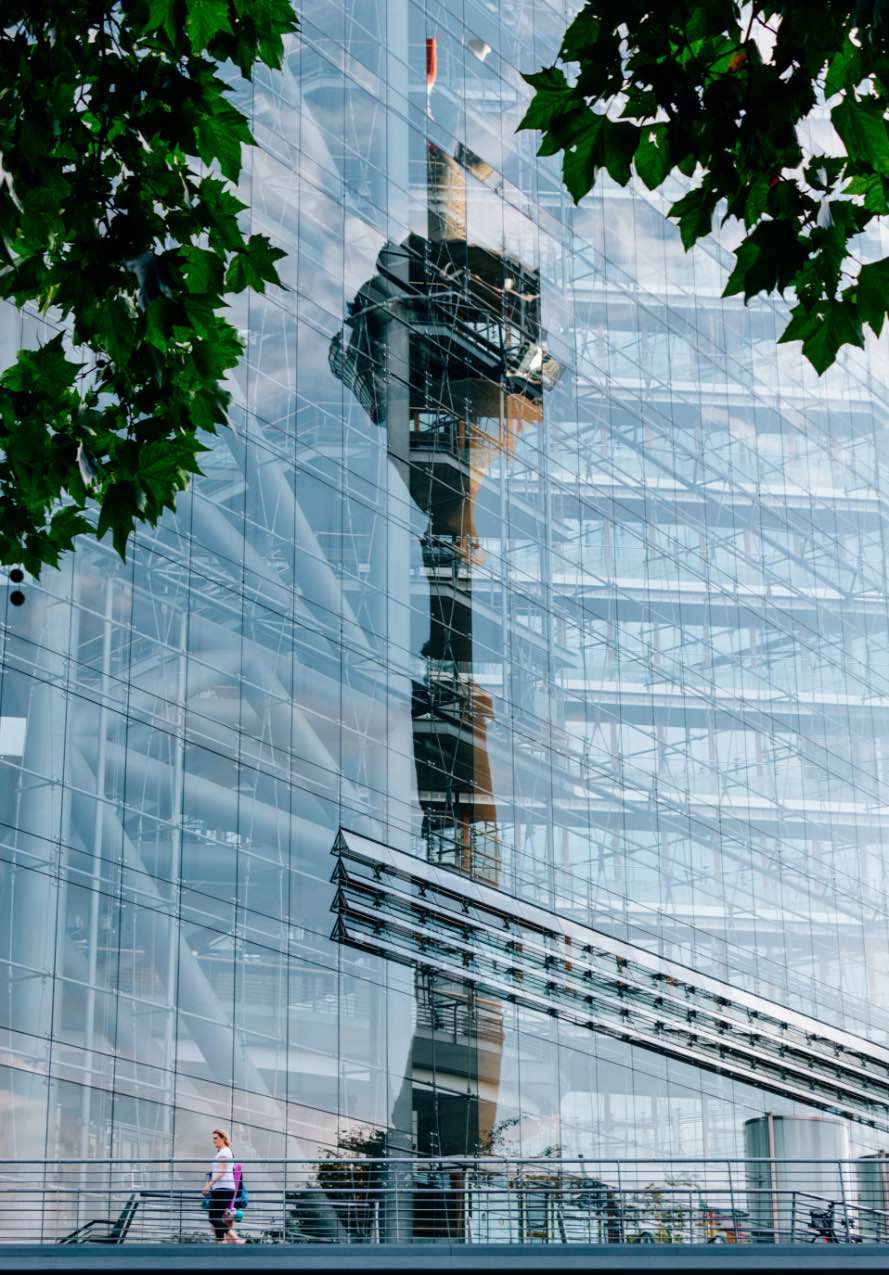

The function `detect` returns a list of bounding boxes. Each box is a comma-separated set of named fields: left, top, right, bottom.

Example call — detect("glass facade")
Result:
left=3, top=0, right=889, bottom=1169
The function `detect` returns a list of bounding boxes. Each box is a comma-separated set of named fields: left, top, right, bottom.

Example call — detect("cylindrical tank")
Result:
left=855, top=1154, right=889, bottom=1241
left=744, top=1114, right=851, bottom=1242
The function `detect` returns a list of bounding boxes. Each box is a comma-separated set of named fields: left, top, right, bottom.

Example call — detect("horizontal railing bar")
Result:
left=2, top=1156, right=886, bottom=1165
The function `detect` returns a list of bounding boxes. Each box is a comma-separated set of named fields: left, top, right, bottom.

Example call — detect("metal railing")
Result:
left=3, top=1157, right=889, bottom=1248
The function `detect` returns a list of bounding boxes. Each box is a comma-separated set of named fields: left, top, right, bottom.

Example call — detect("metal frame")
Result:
left=3, top=1156, right=888, bottom=1248
left=331, top=828, right=889, bottom=1130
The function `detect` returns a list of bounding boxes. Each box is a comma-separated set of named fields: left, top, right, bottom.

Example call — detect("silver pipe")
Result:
left=79, top=580, right=114, bottom=1159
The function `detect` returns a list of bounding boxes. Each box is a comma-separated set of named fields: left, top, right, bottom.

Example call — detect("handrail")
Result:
left=1, top=1156, right=888, bottom=1248
left=0, top=1154, right=885, bottom=1165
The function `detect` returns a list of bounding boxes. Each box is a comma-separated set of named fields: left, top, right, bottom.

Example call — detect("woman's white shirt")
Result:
left=213, top=1146, right=235, bottom=1190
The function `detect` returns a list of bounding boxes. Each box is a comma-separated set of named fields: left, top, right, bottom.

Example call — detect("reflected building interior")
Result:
left=3, top=0, right=889, bottom=1180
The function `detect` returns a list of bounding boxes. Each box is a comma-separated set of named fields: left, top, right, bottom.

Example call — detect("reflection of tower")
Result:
left=331, top=142, right=560, bottom=884
left=330, top=140, right=560, bottom=1160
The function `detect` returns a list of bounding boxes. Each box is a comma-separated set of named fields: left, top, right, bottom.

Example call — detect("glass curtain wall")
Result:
left=3, top=0, right=889, bottom=1171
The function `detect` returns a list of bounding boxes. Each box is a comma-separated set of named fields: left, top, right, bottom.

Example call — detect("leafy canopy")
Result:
left=520, top=1, right=889, bottom=374
left=0, top=0, right=297, bottom=574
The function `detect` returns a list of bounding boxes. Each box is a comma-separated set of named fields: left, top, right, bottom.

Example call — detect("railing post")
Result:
left=838, top=1158, right=850, bottom=1243
left=394, top=1162, right=401, bottom=1239
left=766, top=1115, right=780, bottom=1242
left=282, top=1158, right=287, bottom=1246
left=727, top=1160, right=738, bottom=1243
left=517, top=1159, right=523, bottom=1246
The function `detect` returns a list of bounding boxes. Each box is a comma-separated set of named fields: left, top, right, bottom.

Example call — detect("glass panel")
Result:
left=3, top=0, right=889, bottom=1171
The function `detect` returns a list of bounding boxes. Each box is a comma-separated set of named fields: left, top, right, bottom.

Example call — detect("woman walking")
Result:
left=201, top=1128, right=245, bottom=1244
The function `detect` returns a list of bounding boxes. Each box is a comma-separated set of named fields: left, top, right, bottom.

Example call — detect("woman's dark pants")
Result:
left=208, top=1189, right=235, bottom=1240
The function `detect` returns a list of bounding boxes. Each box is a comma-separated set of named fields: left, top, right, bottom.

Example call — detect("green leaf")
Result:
left=561, top=116, right=604, bottom=203
left=224, top=233, right=286, bottom=292
left=560, top=10, right=600, bottom=61
left=536, top=106, right=595, bottom=157
left=825, top=38, right=863, bottom=99
left=96, top=298, right=136, bottom=364
left=96, top=482, right=137, bottom=560
left=844, top=172, right=889, bottom=212
left=198, top=176, right=248, bottom=251
left=669, top=185, right=719, bottom=249
left=185, top=0, right=231, bottom=51
left=522, top=66, right=571, bottom=93
left=832, top=96, right=889, bottom=176
left=782, top=299, right=864, bottom=374
left=144, top=0, right=178, bottom=41
left=195, top=102, right=254, bottom=182
left=2, top=335, right=80, bottom=394
left=807, top=303, right=865, bottom=373
left=620, top=88, right=657, bottom=120
left=778, top=303, right=821, bottom=345
left=723, top=237, right=761, bottom=298
left=855, top=257, right=889, bottom=335
left=180, top=245, right=223, bottom=293
left=49, top=504, right=92, bottom=547
left=723, top=221, right=806, bottom=299
left=518, top=68, right=575, bottom=132
left=144, top=297, right=176, bottom=350
left=601, top=120, right=639, bottom=186
left=634, top=124, right=671, bottom=190
left=743, top=174, right=770, bottom=228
